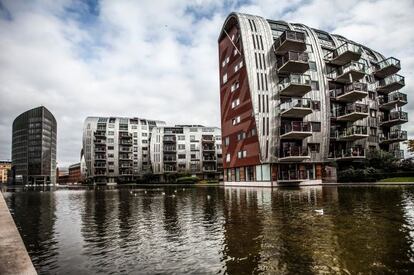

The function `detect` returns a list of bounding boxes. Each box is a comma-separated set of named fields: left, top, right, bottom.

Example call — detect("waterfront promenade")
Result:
left=0, top=192, right=36, bottom=275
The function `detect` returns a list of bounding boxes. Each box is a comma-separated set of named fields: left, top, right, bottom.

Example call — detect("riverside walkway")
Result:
left=0, top=192, right=37, bottom=275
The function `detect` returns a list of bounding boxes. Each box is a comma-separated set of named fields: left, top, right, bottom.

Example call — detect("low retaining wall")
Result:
left=0, top=192, right=37, bottom=275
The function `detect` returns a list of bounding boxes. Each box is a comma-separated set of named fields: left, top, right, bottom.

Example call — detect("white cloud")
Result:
left=0, top=0, right=413, bottom=166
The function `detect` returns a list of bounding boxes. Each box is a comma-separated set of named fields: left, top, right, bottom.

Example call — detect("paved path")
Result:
left=0, top=192, right=37, bottom=275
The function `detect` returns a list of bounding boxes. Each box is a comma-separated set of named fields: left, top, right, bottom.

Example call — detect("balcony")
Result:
left=373, top=57, right=401, bottom=79
left=274, top=30, right=306, bottom=54
left=379, top=92, right=407, bottom=110
left=119, top=140, right=132, bottom=146
left=335, top=103, right=368, bottom=122
left=119, top=132, right=132, bottom=139
left=334, top=82, right=368, bottom=103
left=380, top=111, right=408, bottom=127
left=379, top=130, right=407, bottom=144
left=203, top=156, right=217, bottom=162
left=281, top=121, right=312, bottom=139
left=163, top=136, right=176, bottom=143
left=329, top=61, right=366, bottom=83
left=202, top=135, right=215, bottom=143
left=277, top=51, right=309, bottom=74
left=94, top=131, right=106, bottom=137
left=337, top=126, right=368, bottom=141
left=335, top=148, right=365, bottom=161
left=278, top=74, right=312, bottom=97
left=325, top=43, right=362, bottom=66
left=279, top=146, right=310, bottom=162
left=377, top=74, right=405, bottom=94
left=94, top=147, right=106, bottom=152
left=202, top=146, right=215, bottom=152
left=119, top=154, right=131, bottom=160
left=163, top=146, right=176, bottom=152
left=280, top=98, right=313, bottom=118
left=163, top=157, right=177, bottom=163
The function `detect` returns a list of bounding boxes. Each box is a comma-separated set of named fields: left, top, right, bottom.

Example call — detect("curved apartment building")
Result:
left=218, top=12, right=407, bottom=186
left=12, top=106, right=57, bottom=185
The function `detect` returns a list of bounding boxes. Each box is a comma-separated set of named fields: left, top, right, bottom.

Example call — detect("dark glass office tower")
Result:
left=12, top=106, right=57, bottom=185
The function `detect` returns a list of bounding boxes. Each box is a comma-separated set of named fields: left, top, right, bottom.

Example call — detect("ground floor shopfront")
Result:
left=223, top=163, right=337, bottom=186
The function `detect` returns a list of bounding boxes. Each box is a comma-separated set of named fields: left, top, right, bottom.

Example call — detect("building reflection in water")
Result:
left=4, top=185, right=414, bottom=274
left=4, top=187, right=58, bottom=274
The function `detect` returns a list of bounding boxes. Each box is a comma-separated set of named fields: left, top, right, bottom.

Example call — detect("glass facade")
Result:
left=12, top=106, right=57, bottom=185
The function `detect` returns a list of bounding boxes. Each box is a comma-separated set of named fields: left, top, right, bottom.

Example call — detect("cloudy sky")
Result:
left=0, top=0, right=413, bottom=167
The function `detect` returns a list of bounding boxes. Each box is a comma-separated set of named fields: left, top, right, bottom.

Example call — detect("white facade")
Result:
left=150, top=125, right=223, bottom=178
left=82, top=117, right=165, bottom=183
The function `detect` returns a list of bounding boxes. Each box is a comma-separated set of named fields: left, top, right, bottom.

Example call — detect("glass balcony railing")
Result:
left=380, top=111, right=408, bottom=126
left=329, top=61, right=366, bottom=82
left=377, top=74, right=405, bottom=93
left=325, top=43, right=362, bottom=64
left=338, top=126, right=368, bottom=138
left=277, top=51, right=309, bottom=68
left=379, top=130, right=407, bottom=143
left=378, top=92, right=407, bottom=106
left=373, top=57, right=401, bottom=78
left=280, top=98, right=312, bottom=112
left=274, top=30, right=306, bottom=53
left=336, top=103, right=368, bottom=118
left=375, top=57, right=400, bottom=71
left=278, top=74, right=312, bottom=97
left=334, top=147, right=365, bottom=159
left=281, top=121, right=312, bottom=135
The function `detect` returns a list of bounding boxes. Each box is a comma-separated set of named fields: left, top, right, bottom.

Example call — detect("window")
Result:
left=231, top=98, right=240, bottom=109
left=142, top=140, right=148, bottom=144
left=221, top=56, right=230, bottom=67
left=308, top=143, right=320, bottom=153
left=108, top=153, right=114, bottom=158
left=178, top=135, right=185, bottom=140
left=108, top=131, right=114, bottom=135
left=190, top=135, right=196, bottom=141
left=312, top=101, right=321, bottom=111
left=309, top=61, right=317, bottom=71
left=234, top=61, right=243, bottom=72
left=369, top=91, right=376, bottom=100
left=133, top=132, right=138, bottom=137
left=178, top=144, right=185, bottom=150
left=311, top=122, right=321, bottom=132
left=142, top=132, right=148, bottom=137
left=233, top=49, right=238, bottom=56
left=190, top=144, right=196, bottom=150
left=131, top=125, right=137, bottom=129
left=107, top=138, right=114, bottom=143
left=226, top=153, right=231, bottom=162
left=232, top=116, right=241, bottom=125
left=224, top=136, right=230, bottom=146
left=178, top=154, right=186, bottom=159
left=311, top=81, right=319, bottom=90
left=222, top=73, right=228, bottom=84
left=108, top=146, right=114, bottom=150
left=370, top=109, right=377, bottom=117
left=251, top=128, right=257, bottom=136
left=231, top=82, right=239, bottom=92
left=237, top=150, right=247, bottom=159
left=237, top=132, right=247, bottom=141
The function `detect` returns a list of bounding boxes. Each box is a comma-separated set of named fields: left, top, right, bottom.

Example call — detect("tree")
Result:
left=404, top=140, right=414, bottom=154
left=366, top=149, right=397, bottom=171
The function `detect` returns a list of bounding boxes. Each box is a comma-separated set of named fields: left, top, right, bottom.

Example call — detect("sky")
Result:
left=0, top=0, right=413, bottom=167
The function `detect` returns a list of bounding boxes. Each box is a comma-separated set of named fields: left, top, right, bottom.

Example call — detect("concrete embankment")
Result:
left=0, top=192, right=37, bottom=275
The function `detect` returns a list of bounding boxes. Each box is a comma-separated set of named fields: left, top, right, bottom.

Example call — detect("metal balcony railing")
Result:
left=280, top=98, right=312, bottom=112
left=373, top=57, right=401, bottom=78
left=379, top=130, right=407, bottom=143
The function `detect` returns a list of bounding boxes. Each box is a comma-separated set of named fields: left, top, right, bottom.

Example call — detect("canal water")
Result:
left=3, top=185, right=414, bottom=274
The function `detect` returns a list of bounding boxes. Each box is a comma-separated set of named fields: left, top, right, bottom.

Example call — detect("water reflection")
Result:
left=4, top=185, right=414, bottom=274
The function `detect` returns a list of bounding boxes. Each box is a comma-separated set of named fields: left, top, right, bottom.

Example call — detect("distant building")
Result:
left=150, top=125, right=223, bottom=181
left=218, top=12, right=407, bottom=186
left=12, top=106, right=57, bottom=185
left=0, top=161, right=11, bottom=184
left=82, top=117, right=166, bottom=184
left=68, top=163, right=82, bottom=184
